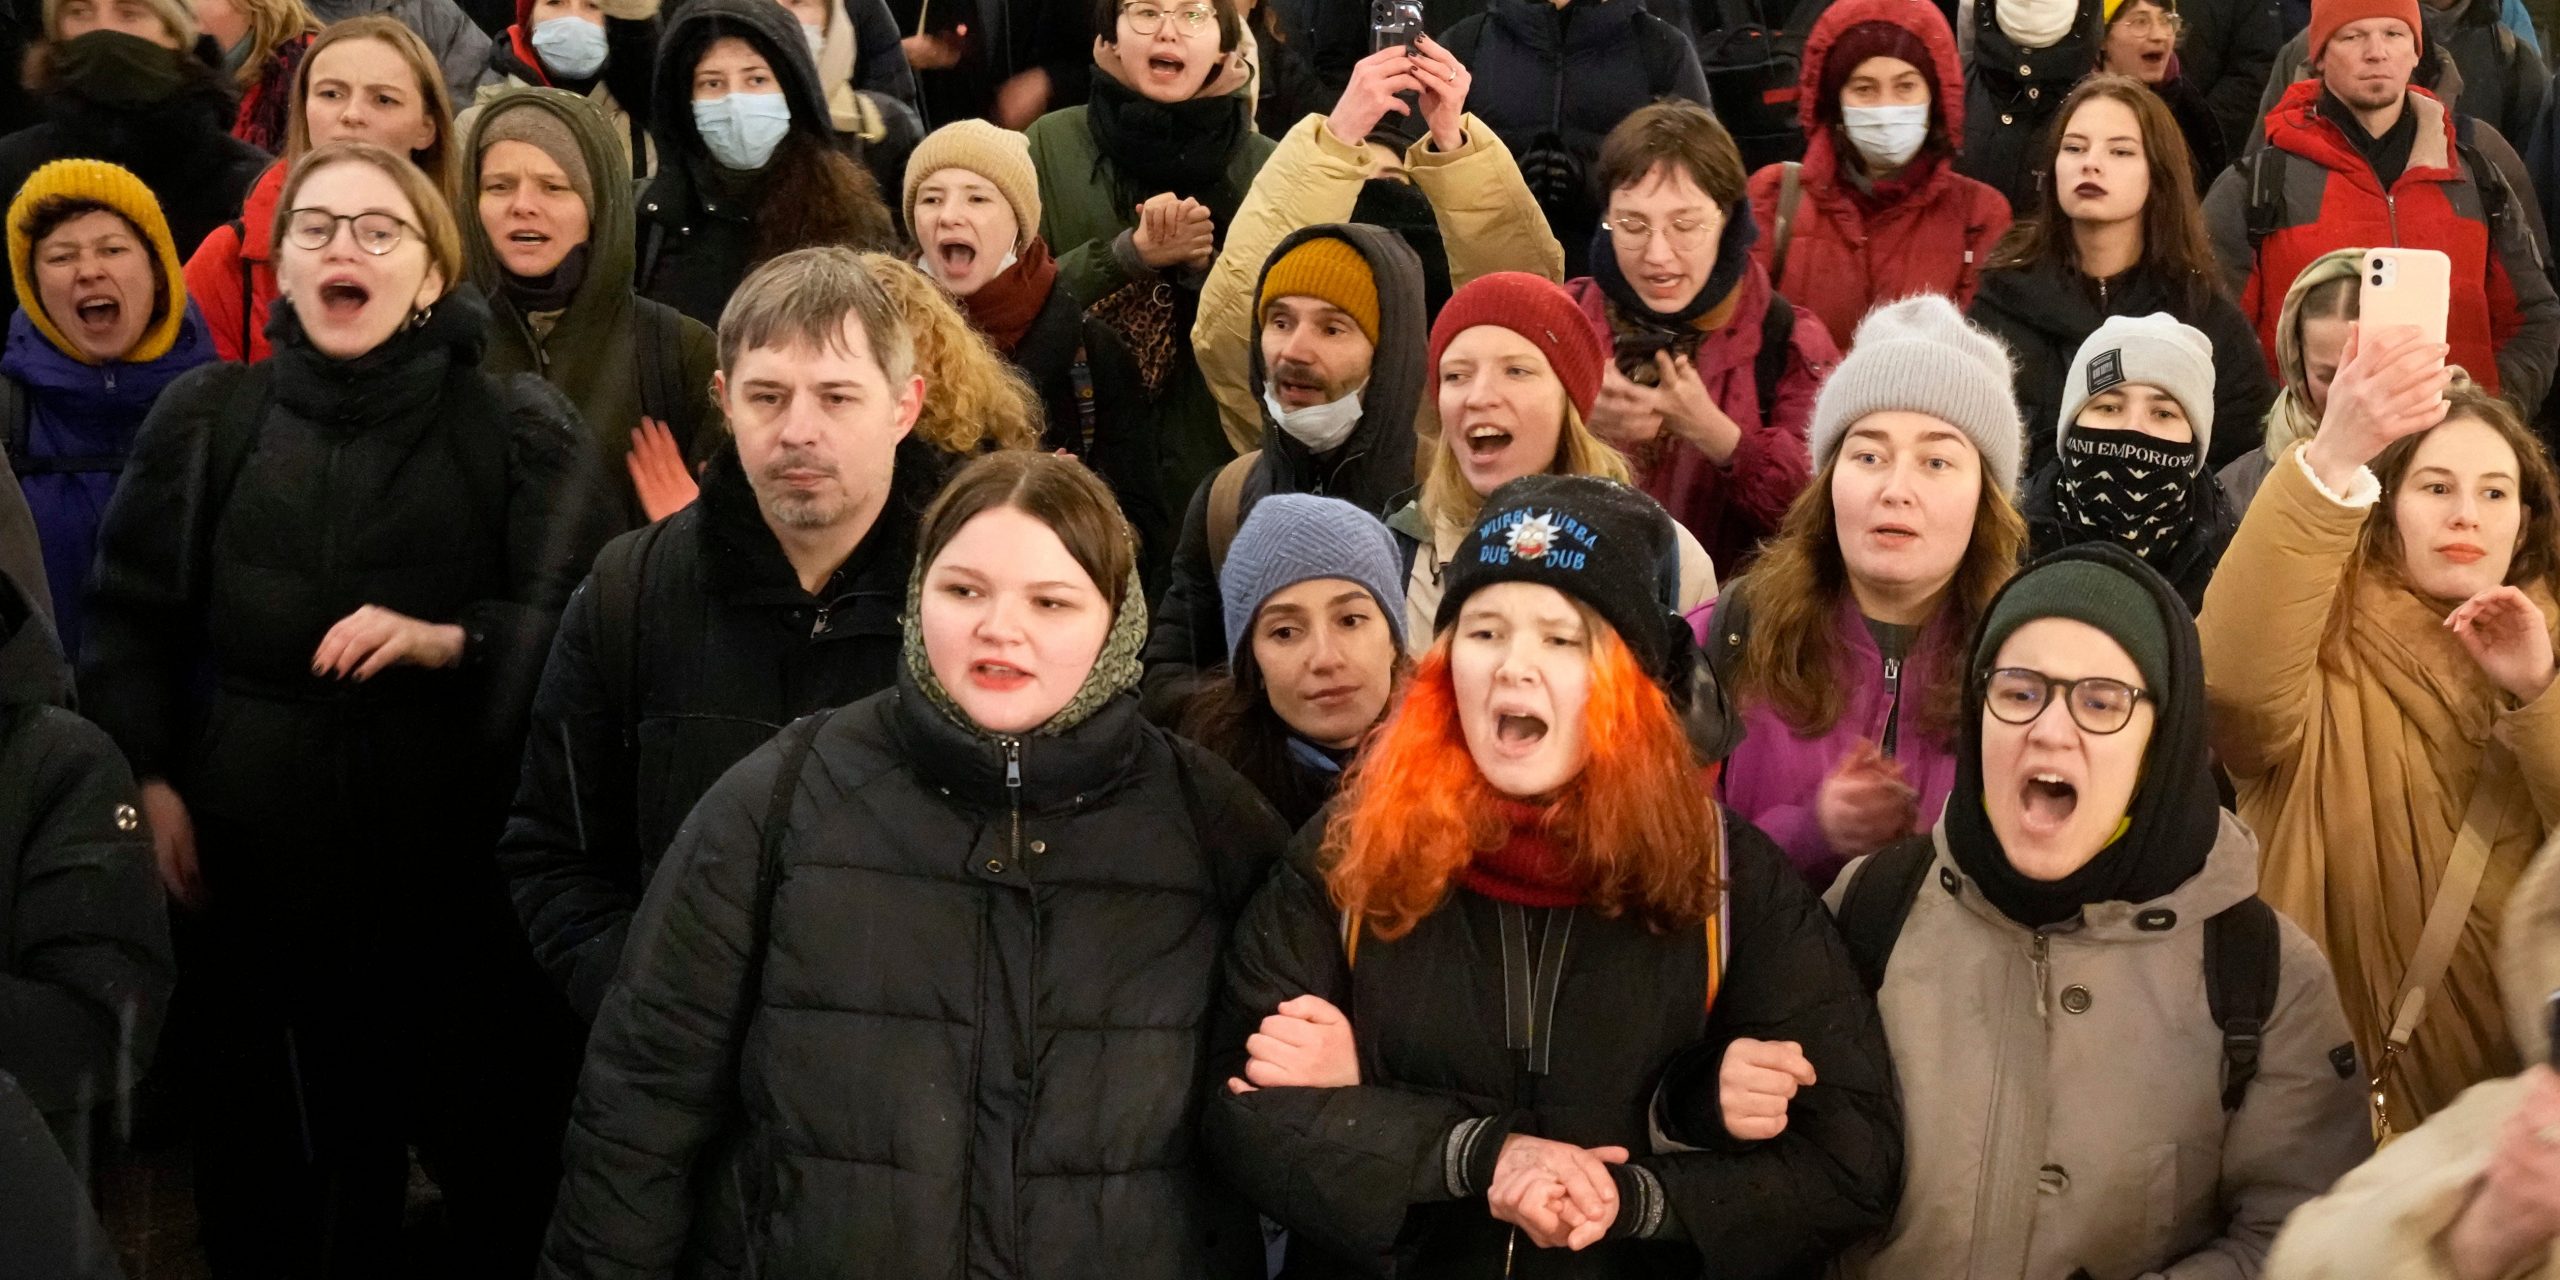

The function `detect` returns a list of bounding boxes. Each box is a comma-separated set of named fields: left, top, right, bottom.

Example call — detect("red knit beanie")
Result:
left=2309, top=0, right=2422, bottom=62
left=1426, top=273, right=1608, bottom=420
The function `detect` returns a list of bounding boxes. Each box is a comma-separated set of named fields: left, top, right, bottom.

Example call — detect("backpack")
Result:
left=1833, top=837, right=2283, bottom=1112
left=631, top=298, right=689, bottom=427
left=588, top=517, right=671, bottom=749
left=1690, top=0, right=1805, bottom=172
left=2243, top=114, right=2539, bottom=274
left=1204, top=449, right=1260, bottom=577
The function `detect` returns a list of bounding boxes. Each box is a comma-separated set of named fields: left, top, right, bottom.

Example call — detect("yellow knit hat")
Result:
left=1258, top=236, right=1379, bottom=345
left=8, top=159, right=187, bottom=365
left=902, top=119, right=1041, bottom=253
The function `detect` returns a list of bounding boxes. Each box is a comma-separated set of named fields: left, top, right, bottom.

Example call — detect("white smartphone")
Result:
left=2358, top=248, right=2452, bottom=349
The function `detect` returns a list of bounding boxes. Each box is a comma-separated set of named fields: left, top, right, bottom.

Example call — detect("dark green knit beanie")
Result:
left=1973, top=557, right=2172, bottom=697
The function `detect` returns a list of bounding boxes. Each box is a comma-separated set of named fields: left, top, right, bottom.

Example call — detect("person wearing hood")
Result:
left=1024, top=0, right=1272, bottom=599
left=78, top=140, right=614, bottom=1274
left=502, top=248, right=949, bottom=1025
left=302, top=0, right=492, bottom=99
left=639, top=0, right=897, bottom=326
left=1960, top=0, right=2105, bottom=208
left=0, top=0, right=269, bottom=320
left=541, top=448, right=1288, bottom=1278
left=1206, top=472, right=1903, bottom=1277
left=2253, top=0, right=2547, bottom=150
left=1826, top=543, right=2370, bottom=1278
left=1432, top=0, right=1711, bottom=278
left=2264, top=833, right=2560, bottom=1280
left=192, top=0, right=320, bottom=152
left=0, top=563, right=172, bottom=1177
left=464, top=87, right=720, bottom=529
left=458, top=0, right=664, bottom=176
left=183, top=14, right=459, bottom=363
left=1572, top=100, right=1840, bottom=580
left=2202, top=328, right=2560, bottom=1131
left=1748, top=0, right=2013, bottom=352
left=5, top=160, right=217, bottom=661
left=1972, top=74, right=2274, bottom=479
left=1395, top=271, right=1720, bottom=646
left=2219, top=247, right=2359, bottom=517
left=902, top=118, right=1085, bottom=446
left=2097, top=0, right=2232, bottom=190
left=1174, top=493, right=1407, bottom=830
left=2024, top=313, right=2239, bottom=612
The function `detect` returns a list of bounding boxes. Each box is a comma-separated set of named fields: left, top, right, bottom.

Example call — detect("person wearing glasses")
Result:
left=78, top=139, right=614, bottom=1275
left=2092, top=0, right=2227, bottom=192
left=1023, top=0, right=1270, bottom=599
left=1828, top=542, right=2368, bottom=1279
left=2202, top=329, right=2560, bottom=1131
left=1572, top=100, right=1840, bottom=580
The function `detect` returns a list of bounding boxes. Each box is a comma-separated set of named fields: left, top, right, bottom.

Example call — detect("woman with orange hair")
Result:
left=1205, top=472, right=1901, bottom=1277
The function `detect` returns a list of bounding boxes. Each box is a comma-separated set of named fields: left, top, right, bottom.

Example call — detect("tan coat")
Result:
left=2265, top=834, right=2560, bottom=1280
left=1827, top=815, right=2369, bottom=1280
left=1190, top=111, right=1565, bottom=453
left=2200, top=444, right=2560, bottom=1124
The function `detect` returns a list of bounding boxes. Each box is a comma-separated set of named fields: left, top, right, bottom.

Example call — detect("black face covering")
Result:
left=49, top=29, right=191, bottom=107
left=1943, top=543, right=2221, bottom=930
left=500, top=242, right=592, bottom=316
left=2053, top=428, right=2201, bottom=565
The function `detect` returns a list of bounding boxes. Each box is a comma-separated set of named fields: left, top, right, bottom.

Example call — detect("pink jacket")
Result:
left=1690, top=593, right=1960, bottom=889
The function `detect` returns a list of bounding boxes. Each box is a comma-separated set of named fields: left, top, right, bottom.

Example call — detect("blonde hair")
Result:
left=1417, top=404, right=1631, bottom=537
left=274, top=141, right=464, bottom=301
left=231, top=0, right=320, bottom=89
left=289, top=18, right=457, bottom=196
left=855, top=253, right=1043, bottom=454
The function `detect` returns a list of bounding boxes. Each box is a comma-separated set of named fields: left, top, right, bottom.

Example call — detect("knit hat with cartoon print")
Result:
left=1435, top=473, right=1684, bottom=677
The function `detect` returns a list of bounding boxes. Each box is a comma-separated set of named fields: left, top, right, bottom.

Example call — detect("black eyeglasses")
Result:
left=284, top=209, right=421, bottom=256
left=1981, top=667, right=2149, bottom=735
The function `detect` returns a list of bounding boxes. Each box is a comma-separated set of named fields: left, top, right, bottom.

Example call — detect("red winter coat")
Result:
left=1565, top=265, right=1834, bottom=577
left=1746, top=0, right=2012, bottom=351
left=183, top=162, right=284, bottom=363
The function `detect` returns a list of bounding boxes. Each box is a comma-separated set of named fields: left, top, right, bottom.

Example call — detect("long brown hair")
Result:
left=1323, top=616, right=1723, bottom=941
left=2352, top=380, right=2560, bottom=601
left=288, top=17, right=457, bottom=195
left=1990, top=74, right=2218, bottom=315
left=1733, top=449, right=2028, bottom=739
left=753, top=131, right=898, bottom=269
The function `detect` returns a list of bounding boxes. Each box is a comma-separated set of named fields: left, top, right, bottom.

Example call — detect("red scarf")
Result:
left=1461, top=800, right=1586, bottom=909
left=961, top=237, right=1059, bottom=356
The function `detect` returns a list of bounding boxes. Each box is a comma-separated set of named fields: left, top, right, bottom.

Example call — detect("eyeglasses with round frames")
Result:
left=1980, top=667, right=2150, bottom=735
left=284, top=209, right=420, bottom=256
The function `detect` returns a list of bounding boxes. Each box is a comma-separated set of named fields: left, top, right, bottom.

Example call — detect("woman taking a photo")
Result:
left=543, top=448, right=1289, bottom=1276
left=1208, top=472, right=1901, bottom=1277
left=1968, top=74, right=2271, bottom=479
left=1701, top=295, right=2027, bottom=890
left=79, top=140, right=612, bottom=1275
left=2220, top=248, right=2358, bottom=516
left=2204, top=327, right=2560, bottom=1130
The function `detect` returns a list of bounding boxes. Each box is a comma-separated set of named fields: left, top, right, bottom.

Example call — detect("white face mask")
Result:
left=801, top=21, right=826, bottom=62
left=1842, top=103, right=1930, bottom=170
left=1261, top=383, right=1365, bottom=453
left=693, top=90, right=792, bottom=170
left=530, top=14, right=608, bottom=79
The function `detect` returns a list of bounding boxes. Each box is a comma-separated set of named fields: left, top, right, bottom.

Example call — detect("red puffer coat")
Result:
left=182, top=162, right=284, bottom=363
left=1744, top=0, right=2012, bottom=352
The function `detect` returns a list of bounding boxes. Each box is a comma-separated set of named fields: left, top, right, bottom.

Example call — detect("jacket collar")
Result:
left=2269, top=78, right=2459, bottom=188
left=888, top=663, right=1150, bottom=812
left=693, top=434, right=935, bottom=608
left=1487, top=0, right=1643, bottom=49
left=1929, top=807, right=2260, bottom=940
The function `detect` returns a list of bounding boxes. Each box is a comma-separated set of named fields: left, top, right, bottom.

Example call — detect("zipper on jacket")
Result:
left=2030, top=932, right=2051, bottom=1018
left=1880, top=656, right=1904, bottom=759
left=2386, top=191, right=2401, bottom=243
left=2094, top=275, right=2108, bottom=310
left=809, top=603, right=831, bottom=638
left=1002, top=736, right=1023, bottom=853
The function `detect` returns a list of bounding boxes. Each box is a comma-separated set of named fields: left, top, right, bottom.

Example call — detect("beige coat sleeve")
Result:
left=2264, top=1078, right=2557, bottom=1280
left=2200, top=443, right=2371, bottom=783
left=1403, top=119, right=1566, bottom=288
left=2497, top=673, right=2560, bottom=831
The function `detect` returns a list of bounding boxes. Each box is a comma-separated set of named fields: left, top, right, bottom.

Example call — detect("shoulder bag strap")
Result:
left=2374, top=742, right=2513, bottom=1136
left=1770, top=160, right=1805, bottom=283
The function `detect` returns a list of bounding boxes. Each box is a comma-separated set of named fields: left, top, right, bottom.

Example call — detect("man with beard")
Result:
left=499, top=247, right=947, bottom=1022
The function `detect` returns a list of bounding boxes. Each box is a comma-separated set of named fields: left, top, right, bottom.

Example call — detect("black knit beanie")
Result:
left=1973, top=557, right=2172, bottom=696
left=1435, top=475, right=1683, bottom=678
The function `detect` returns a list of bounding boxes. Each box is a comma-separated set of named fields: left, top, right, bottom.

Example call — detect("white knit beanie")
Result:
left=2057, top=313, right=2219, bottom=469
left=1807, top=295, right=2026, bottom=498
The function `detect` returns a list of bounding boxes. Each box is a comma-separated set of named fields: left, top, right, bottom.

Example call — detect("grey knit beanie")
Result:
left=2057, top=313, right=2218, bottom=470
left=1806, top=295, right=2025, bottom=498
left=1220, top=494, right=1409, bottom=657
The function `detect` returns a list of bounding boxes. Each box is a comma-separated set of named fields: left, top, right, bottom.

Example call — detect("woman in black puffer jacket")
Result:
left=542, top=450, right=1290, bottom=1280
left=78, top=141, right=614, bottom=1278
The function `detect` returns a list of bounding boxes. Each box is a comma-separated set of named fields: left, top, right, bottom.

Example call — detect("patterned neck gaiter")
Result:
left=2054, top=429, right=2199, bottom=564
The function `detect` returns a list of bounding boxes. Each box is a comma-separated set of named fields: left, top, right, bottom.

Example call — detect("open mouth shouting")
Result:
left=1636, top=268, right=1691, bottom=304
left=1144, top=51, right=1192, bottom=87
left=316, top=274, right=374, bottom=321
left=1270, top=362, right=1330, bottom=408
left=2018, top=769, right=2079, bottom=837
left=71, top=292, right=123, bottom=338
left=968, top=658, right=1033, bottom=694
left=934, top=234, right=984, bottom=278
left=1491, top=709, right=1549, bottom=756
left=1462, top=421, right=1516, bottom=464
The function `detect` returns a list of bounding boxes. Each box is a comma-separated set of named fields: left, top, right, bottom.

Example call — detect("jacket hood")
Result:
left=1246, top=223, right=1426, bottom=514
left=462, top=85, right=638, bottom=316
left=651, top=0, right=835, bottom=162
left=0, top=567, right=70, bottom=709
left=2504, top=828, right=2560, bottom=1061
left=238, top=161, right=285, bottom=266
left=1930, top=804, right=2260, bottom=937
left=1797, top=0, right=1965, bottom=137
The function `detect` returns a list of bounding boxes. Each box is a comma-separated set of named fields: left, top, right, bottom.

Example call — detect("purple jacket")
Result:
left=1689, top=593, right=1961, bottom=890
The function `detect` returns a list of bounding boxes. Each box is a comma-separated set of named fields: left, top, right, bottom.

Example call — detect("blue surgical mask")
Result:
left=530, top=15, right=608, bottom=80
left=692, top=91, right=792, bottom=170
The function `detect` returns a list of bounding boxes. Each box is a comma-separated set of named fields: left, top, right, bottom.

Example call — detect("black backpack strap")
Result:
left=1, top=375, right=25, bottom=465
left=2244, top=146, right=2286, bottom=254
left=1702, top=578, right=1754, bottom=690
left=228, top=217, right=255, bottom=358
left=632, top=300, right=684, bottom=427
left=1753, top=293, right=1795, bottom=419
left=590, top=519, right=667, bottom=750
left=2204, top=895, right=2282, bottom=1112
left=1832, top=836, right=1935, bottom=992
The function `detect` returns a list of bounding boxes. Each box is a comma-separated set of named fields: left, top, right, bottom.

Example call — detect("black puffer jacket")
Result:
left=1957, top=0, right=2104, bottom=210
left=1207, top=813, right=1903, bottom=1278
left=500, top=437, right=944, bottom=1021
left=79, top=287, right=613, bottom=928
left=1012, top=278, right=1088, bottom=453
left=1967, top=258, right=2275, bottom=477
left=0, top=567, right=169, bottom=1162
left=0, top=1071, right=122, bottom=1280
left=542, top=666, right=1292, bottom=1278
left=1141, top=224, right=1427, bottom=692
left=2175, top=0, right=2283, bottom=161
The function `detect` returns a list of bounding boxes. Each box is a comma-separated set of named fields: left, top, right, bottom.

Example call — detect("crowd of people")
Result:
left=11, top=0, right=2560, bottom=1274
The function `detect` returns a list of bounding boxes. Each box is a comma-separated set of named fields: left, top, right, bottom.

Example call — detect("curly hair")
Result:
left=1321, top=614, right=1723, bottom=941
left=856, top=254, right=1043, bottom=454
left=1732, top=448, right=2027, bottom=740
